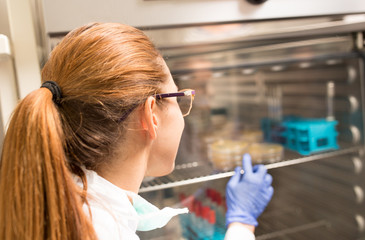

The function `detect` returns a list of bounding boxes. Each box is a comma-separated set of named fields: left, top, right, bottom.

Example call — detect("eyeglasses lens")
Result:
left=177, top=95, right=192, bottom=116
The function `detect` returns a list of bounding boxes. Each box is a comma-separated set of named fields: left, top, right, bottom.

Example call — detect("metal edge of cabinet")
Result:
left=39, top=0, right=365, bottom=33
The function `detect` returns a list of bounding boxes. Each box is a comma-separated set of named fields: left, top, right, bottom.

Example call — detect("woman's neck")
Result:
left=96, top=111, right=153, bottom=194
left=97, top=146, right=149, bottom=194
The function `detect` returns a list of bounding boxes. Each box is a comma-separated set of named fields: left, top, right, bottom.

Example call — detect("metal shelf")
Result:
left=139, top=144, right=363, bottom=193
left=257, top=220, right=330, bottom=240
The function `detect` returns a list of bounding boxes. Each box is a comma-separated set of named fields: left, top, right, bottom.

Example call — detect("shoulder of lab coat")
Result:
left=87, top=203, right=140, bottom=240
left=75, top=169, right=141, bottom=240
left=224, top=224, right=256, bottom=240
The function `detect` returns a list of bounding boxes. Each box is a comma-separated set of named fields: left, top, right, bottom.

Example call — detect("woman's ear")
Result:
left=141, top=96, right=158, bottom=139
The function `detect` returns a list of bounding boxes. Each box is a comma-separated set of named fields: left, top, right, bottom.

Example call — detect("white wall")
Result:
left=0, top=0, right=17, bottom=139
left=0, top=0, right=41, bottom=139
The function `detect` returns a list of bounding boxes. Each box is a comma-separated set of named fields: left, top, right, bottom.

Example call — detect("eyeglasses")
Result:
left=154, top=89, right=195, bottom=117
left=118, top=89, right=195, bottom=122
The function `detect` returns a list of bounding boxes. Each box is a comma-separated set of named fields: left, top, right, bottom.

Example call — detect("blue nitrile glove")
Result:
left=225, top=153, right=274, bottom=227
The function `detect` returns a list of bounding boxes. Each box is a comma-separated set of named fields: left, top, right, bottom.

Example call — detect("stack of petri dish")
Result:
left=208, top=129, right=284, bottom=170
left=248, top=143, right=284, bottom=164
left=208, top=139, right=249, bottom=171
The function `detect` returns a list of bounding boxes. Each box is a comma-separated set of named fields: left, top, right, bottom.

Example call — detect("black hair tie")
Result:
left=41, top=81, right=63, bottom=105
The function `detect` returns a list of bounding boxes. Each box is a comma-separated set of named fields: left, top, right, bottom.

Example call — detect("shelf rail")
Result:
left=256, top=220, right=330, bottom=240
left=139, top=145, right=363, bottom=193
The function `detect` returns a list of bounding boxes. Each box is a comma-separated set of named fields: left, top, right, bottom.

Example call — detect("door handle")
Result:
left=247, top=0, right=268, bottom=4
left=0, top=34, right=11, bottom=59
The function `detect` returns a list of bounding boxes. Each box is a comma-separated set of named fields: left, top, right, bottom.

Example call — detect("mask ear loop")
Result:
left=117, top=103, right=140, bottom=123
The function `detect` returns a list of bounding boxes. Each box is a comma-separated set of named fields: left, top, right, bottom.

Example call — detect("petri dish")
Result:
left=248, top=143, right=284, bottom=164
left=240, top=129, right=264, bottom=143
left=209, top=139, right=249, bottom=171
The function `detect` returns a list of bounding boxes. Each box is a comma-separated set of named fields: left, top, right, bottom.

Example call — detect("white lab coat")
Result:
left=75, top=169, right=255, bottom=240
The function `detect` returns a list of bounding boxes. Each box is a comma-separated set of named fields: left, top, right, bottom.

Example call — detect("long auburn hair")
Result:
left=0, top=22, right=167, bottom=240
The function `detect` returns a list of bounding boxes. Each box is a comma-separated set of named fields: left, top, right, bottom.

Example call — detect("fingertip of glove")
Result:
left=268, top=186, right=274, bottom=196
left=265, top=173, right=273, bottom=184
left=243, top=153, right=251, bottom=161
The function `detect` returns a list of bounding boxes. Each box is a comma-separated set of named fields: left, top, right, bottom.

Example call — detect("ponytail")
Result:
left=0, top=88, right=97, bottom=239
left=0, top=22, right=167, bottom=240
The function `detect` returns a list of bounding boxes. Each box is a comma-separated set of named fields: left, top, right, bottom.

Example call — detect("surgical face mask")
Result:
left=127, top=192, right=188, bottom=231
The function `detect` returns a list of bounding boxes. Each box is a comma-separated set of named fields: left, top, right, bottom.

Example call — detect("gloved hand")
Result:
left=225, top=153, right=274, bottom=227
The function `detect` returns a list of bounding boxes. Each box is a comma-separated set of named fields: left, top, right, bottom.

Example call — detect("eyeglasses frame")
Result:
left=154, top=89, right=195, bottom=117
